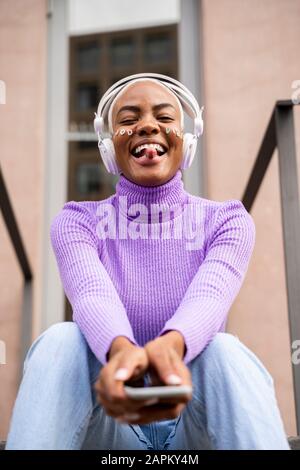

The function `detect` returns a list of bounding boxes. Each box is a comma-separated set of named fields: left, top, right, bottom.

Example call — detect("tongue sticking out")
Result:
left=142, top=148, right=158, bottom=159
left=132, top=146, right=166, bottom=165
left=134, top=147, right=157, bottom=160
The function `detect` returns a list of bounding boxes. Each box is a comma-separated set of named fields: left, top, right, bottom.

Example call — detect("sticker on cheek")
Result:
left=164, top=127, right=183, bottom=139
left=115, top=128, right=134, bottom=137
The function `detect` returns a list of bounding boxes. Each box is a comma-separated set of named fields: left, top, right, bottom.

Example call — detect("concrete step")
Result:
left=289, top=436, right=300, bottom=450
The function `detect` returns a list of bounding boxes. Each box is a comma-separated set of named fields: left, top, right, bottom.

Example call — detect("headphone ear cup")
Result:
left=98, top=138, right=121, bottom=175
left=181, top=133, right=197, bottom=170
left=94, top=114, right=104, bottom=134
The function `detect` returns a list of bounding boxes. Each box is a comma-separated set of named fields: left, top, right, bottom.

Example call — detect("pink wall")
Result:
left=0, top=0, right=47, bottom=439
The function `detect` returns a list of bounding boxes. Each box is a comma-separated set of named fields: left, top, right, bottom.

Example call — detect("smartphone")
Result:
left=124, top=384, right=193, bottom=401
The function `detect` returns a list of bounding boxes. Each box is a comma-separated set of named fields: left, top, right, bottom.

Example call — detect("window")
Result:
left=144, top=33, right=173, bottom=63
left=76, top=41, right=100, bottom=73
left=76, top=83, right=99, bottom=111
left=110, top=37, right=136, bottom=67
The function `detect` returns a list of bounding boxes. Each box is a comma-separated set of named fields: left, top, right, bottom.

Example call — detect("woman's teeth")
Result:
left=133, top=143, right=165, bottom=157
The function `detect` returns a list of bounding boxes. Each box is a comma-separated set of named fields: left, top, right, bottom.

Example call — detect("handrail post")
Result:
left=275, top=104, right=300, bottom=434
left=0, top=165, right=33, bottom=377
left=242, top=110, right=276, bottom=212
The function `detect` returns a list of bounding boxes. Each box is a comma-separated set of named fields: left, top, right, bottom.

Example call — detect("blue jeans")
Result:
left=6, top=323, right=290, bottom=450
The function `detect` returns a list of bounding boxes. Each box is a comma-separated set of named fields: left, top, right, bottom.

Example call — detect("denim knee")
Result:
left=41, top=322, right=84, bottom=347
left=188, top=333, right=238, bottom=377
left=23, top=322, right=86, bottom=373
left=199, top=332, right=274, bottom=388
left=199, top=332, right=239, bottom=359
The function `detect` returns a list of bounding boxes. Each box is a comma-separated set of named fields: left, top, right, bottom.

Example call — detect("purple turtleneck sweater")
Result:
left=50, top=170, right=255, bottom=366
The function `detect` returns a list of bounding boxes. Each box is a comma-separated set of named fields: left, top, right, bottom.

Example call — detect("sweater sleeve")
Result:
left=158, top=200, right=256, bottom=365
left=50, top=201, right=138, bottom=365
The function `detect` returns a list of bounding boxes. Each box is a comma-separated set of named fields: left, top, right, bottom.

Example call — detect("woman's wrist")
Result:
left=107, top=336, right=137, bottom=361
left=158, top=330, right=186, bottom=359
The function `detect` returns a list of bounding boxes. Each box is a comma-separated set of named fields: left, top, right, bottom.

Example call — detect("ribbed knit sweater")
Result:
left=50, top=169, right=255, bottom=366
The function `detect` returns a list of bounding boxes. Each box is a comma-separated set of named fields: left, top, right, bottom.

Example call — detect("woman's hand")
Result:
left=94, top=340, right=159, bottom=421
left=116, top=332, right=193, bottom=426
left=94, top=332, right=193, bottom=426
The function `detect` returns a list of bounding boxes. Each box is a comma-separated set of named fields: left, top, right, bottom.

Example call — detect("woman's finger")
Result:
left=97, top=347, right=148, bottom=401
left=168, top=348, right=193, bottom=388
left=145, top=342, right=181, bottom=386
left=117, top=402, right=185, bottom=426
left=94, top=346, right=153, bottom=417
left=96, top=389, right=159, bottom=417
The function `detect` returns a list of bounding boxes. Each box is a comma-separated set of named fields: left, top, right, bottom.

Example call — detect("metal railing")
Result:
left=241, top=100, right=300, bottom=434
left=0, top=164, right=33, bottom=376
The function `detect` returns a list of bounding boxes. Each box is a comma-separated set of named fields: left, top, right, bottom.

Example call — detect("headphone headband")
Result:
left=96, top=73, right=203, bottom=137
left=107, top=78, right=185, bottom=133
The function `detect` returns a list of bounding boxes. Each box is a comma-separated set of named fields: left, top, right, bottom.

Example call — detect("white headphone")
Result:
left=94, top=73, right=204, bottom=175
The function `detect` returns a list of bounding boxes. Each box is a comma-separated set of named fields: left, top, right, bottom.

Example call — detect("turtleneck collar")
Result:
left=115, top=170, right=188, bottom=224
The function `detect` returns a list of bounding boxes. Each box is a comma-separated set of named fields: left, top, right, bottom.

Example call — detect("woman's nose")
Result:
left=137, top=118, right=160, bottom=136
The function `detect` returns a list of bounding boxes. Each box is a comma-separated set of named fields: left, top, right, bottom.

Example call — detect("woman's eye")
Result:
left=121, top=119, right=136, bottom=124
left=158, top=116, right=174, bottom=121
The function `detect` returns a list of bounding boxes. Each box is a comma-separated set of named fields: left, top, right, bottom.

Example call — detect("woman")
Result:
left=6, top=73, right=289, bottom=450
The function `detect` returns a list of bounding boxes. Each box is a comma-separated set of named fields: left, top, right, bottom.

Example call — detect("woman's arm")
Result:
left=158, top=200, right=256, bottom=365
left=50, top=201, right=138, bottom=365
